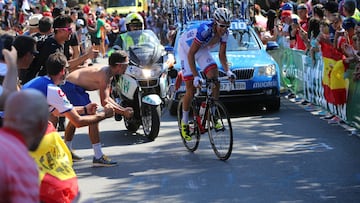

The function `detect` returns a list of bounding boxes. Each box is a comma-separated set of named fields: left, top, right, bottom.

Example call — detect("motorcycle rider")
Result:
left=178, top=8, right=236, bottom=141
left=110, top=12, right=145, bottom=52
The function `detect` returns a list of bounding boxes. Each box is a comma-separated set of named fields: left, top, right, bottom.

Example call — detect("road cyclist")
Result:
left=177, top=7, right=236, bottom=142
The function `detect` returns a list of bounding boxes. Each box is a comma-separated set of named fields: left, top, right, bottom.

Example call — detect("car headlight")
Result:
left=258, top=64, right=276, bottom=76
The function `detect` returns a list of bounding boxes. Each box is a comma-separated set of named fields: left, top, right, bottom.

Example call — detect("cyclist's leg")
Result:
left=182, top=80, right=195, bottom=123
left=198, top=49, right=219, bottom=101
left=204, top=67, right=220, bottom=99
left=179, top=51, right=195, bottom=124
left=198, top=51, right=223, bottom=130
left=178, top=47, right=195, bottom=140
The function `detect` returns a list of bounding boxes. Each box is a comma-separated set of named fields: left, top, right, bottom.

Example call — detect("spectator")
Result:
left=332, top=13, right=348, bottom=53
left=0, top=35, right=37, bottom=110
left=308, top=17, right=322, bottom=65
left=22, top=52, right=114, bottom=165
left=61, top=50, right=133, bottom=166
left=254, top=4, right=267, bottom=30
left=19, top=16, right=54, bottom=85
left=342, top=0, right=360, bottom=23
left=23, top=13, right=43, bottom=36
left=95, top=12, right=107, bottom=58
left=278, top=10, right=293, bottom=47
left=312, top=4, right=325, bottom=20
left=83, top=0, right=92, bottom=15
left=324, top=0, right=339, bottom=43
left=0, top=88, right=49, bottom=203
left=291, top=3, right=310, bottom=51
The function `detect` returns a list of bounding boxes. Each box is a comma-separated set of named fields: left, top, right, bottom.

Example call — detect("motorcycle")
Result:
left=111, top=30, right=169, bottom=140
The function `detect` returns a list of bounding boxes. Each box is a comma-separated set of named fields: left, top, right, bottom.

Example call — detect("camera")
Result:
left=292, top=18, right=299, bottom=24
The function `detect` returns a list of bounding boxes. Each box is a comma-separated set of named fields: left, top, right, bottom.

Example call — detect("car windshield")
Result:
left=211, top=29, right=261, bottom=52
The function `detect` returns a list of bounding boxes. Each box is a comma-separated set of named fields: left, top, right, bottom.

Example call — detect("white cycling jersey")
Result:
left=22, top=76, right=73, bottom=114
left=177, top=21, right=228, bottom=80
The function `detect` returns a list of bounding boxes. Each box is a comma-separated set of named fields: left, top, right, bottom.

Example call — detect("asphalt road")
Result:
left=63, top=58, right=360, bottom=203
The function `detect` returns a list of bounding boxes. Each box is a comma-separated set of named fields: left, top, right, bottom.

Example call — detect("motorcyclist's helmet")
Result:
left=125, top=12, right=144, bottom=30
left=213, top=8, right=232, bottom=24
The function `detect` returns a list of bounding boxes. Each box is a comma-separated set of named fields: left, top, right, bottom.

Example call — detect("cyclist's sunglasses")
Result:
left=55, top=27, right=73, bottom=32
left=216, top=22, right=230, bottom=29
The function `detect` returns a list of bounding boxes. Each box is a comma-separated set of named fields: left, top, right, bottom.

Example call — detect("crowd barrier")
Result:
left=268, top=43, right=360, bottom=130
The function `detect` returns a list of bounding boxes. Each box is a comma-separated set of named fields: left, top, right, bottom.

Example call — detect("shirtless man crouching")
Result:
left=61, top=50, right=134, bottom=167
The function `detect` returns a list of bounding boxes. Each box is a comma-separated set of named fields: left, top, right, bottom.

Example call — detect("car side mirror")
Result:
left=266, top=41, right=279, bottom=51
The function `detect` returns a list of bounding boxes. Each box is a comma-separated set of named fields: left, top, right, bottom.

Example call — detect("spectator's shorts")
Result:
left=60, top=81, right=91, bottom=107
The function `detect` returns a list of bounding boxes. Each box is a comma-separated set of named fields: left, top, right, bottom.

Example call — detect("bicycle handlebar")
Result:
left=195, top=76, right=235, bottom=95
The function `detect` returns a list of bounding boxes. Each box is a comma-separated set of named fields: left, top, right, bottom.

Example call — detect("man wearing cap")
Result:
left=24, top=13, right=43, bottom=36
left=279, top=10, right=293, bottom=47
left=290, top=3, right=309, bottom=51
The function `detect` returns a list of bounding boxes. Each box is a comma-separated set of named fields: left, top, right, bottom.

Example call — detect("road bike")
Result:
left=177, top=77, right=233, bottom=160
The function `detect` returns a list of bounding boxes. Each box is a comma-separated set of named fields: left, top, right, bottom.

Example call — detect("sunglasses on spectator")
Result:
left=55, top=27, right=72, bottom=32
left=116, top=61, right=129, bottom=65
left=217, top=22, right=230, bottom=29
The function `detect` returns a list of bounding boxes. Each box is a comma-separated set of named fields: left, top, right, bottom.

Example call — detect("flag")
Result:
left=320, top=41, right=348, bottom=105
left=30, top=122, right=79, bottom=203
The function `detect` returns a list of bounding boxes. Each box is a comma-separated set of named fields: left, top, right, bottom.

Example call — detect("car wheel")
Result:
left=266, top=98, right=280, bottom=111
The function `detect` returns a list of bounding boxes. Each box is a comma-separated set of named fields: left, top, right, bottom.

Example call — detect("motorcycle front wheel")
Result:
left=141, top=104, right=161, bottom=141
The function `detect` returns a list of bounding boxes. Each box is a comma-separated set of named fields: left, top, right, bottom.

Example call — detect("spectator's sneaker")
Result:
left=71, top=151, right=84, bottom=162
left=328, top=116, right=342, bottom=124
left=324, top=114, right=335, bottom=119
left=301, top=100, right=310, bottom=105
left=93, top=155, right=117, bottom=167
left=214, top=119, right=224, bottom=131
left=181, top=121, right=191, bottom=141
left=285, top=93, right=296, bottom=99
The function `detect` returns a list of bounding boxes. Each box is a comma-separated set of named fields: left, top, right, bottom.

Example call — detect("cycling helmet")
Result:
left=125, top=12, right=144, bottom=30
left=213, top=8, right=232, bottom=23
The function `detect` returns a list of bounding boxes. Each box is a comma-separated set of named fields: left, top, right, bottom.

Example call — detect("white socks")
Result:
left=182, top=110, right=189, bottom=124
left=92, top=143, right=103, bottom=159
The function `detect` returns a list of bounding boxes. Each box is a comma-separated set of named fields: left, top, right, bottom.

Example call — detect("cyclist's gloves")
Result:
left=193, top=76, right=202, bottom=87
left=226, top=70, right=236, bottom=80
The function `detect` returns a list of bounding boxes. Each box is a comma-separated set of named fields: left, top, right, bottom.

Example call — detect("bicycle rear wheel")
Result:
left=177, top=98, right=200, bottom=152
left=207, top=100, right=233, bottom=160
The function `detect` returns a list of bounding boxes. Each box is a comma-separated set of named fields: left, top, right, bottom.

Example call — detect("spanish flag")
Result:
left=320, top=41, right=348, bottom=105
left=30, top=122, right=79, bottom=203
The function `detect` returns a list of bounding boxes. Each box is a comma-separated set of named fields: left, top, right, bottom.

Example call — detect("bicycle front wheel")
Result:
left=207, top=101, right=233, bottom=160
left=177, top=98, right=200, bottom=152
